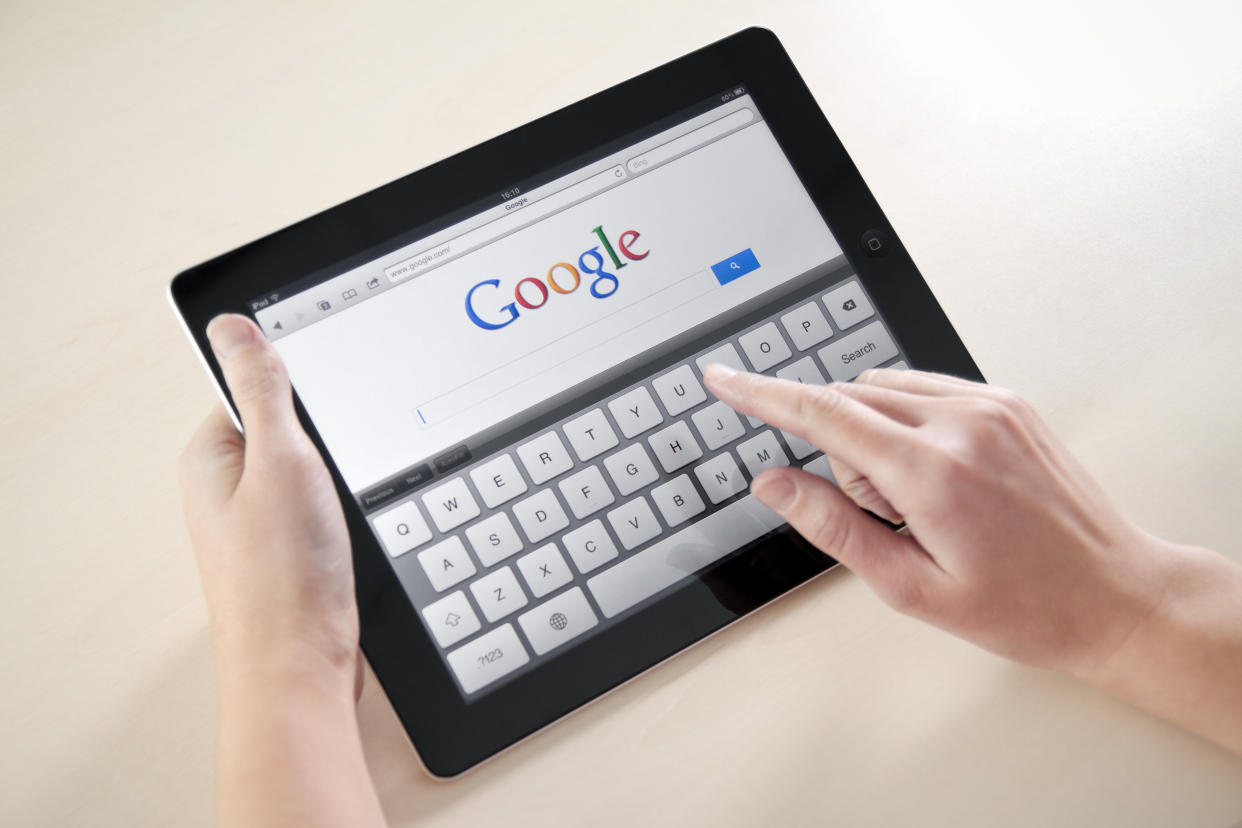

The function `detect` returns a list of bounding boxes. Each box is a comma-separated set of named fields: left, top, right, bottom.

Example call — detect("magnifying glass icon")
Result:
left=396, top=523, right=410, bottom=535
left=730, top=261, right=740, bottom=270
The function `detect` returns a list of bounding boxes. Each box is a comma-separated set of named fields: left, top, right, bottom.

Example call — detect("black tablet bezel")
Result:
left=170, top=27, right=982, bottom=777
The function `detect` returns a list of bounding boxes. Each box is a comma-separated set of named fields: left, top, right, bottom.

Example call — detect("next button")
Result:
left=711, top=248, right=760, bottom=285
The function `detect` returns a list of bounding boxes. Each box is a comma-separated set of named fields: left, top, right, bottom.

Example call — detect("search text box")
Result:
left=411, top=266, right=720, bottom=429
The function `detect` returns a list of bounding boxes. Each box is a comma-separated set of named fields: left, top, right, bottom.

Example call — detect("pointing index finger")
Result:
left=702, top=363, right=912, bottom=481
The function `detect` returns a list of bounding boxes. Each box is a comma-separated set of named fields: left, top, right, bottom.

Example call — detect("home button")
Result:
left=860, top=228, right=889, bottom=257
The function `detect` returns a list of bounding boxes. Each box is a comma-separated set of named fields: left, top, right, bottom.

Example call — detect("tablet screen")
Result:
left=250, top=87, right=906, bottom=697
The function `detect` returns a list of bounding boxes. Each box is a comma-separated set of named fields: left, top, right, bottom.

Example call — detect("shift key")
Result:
left=816, top=321, right=899, bottom=381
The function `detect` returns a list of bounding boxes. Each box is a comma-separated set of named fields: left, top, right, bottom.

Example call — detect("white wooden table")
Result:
left=3, top=1, right=1240, bottom=824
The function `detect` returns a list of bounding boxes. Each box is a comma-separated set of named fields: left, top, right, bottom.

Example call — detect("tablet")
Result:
left=170, top=28, right=981, bottom=776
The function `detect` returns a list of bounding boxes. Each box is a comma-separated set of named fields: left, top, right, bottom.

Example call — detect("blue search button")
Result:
left=711, top=248, right=760, bottom=285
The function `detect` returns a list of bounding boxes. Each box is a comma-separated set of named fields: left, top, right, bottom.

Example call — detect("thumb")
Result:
left=206, top=314, right=300, bottom=447
left=750, top=467, right=944, bottom=613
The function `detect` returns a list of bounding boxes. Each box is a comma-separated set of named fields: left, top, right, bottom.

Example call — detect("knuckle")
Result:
left=796, top=383, right=845, bottom=426
left=972, top=397, right=1012, bottom=426
left=227, top=351, right=286, bottom=406
left=880, top=572, right=927, bottom=614
left=989, top=386, right=1021, bottom=408
left=989, top=386, right=1032, bottom=418
left=841, top=476, right=887, bottom=513
left=840, top=476, right=871, bottom=501
left=994, top=388, right=1039, bottom=426
left=923, top=441, right=972, bottom=490
left=803, top=500, right=854, bottom=556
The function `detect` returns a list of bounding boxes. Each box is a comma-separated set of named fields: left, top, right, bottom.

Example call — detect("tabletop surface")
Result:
left=3, top=1, right=1241, bottom=825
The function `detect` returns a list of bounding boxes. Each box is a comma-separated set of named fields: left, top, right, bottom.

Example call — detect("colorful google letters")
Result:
left=465, top=225, right=648, bottom=330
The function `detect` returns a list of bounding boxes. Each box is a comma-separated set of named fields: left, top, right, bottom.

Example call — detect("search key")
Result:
left=711, top=249, right=760, bottom=285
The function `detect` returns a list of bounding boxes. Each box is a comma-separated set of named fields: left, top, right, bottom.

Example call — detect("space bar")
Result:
left=586, top=494, right=786, bottom=618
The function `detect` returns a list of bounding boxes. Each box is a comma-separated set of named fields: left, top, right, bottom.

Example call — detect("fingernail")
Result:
left=206, top=315, right=254, bottom=358
left=752, top=471, right=797, bottom=513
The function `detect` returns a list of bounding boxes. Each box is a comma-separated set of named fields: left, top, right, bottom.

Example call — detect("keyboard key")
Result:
left=463, top=512, right=523, bottom=567
left=771, top=355, right=825, bottom=459
left=562, top=408, right=618, bottom=462
left=557, top=465, right=616, bottom=519
left=562, top=519, right=620, bottom=574
left=652, top=364, right=707, bottom=416
left=696, top=343, right=761, bottom=427
left=780, top=302, right=833, bottom=350
left=781, top=430, right=819, bottom=460
left=516, top=431, right=573, bottom=485
left=608, top=386, right=664, bottom=438
left=648, top=420, right=703, bottom=473
left=470, top=566, right=528, bottom=623
left=421, top=590, right=481, bottom=648
left=690, top=400, right=745, bottom=451
left=518, top=586, right=599, bottom=656
left=512, top=488, right=570, bottom=543
left=738, top=322, right=792, bottom=372
left=889, top=360, right=909, bottom=370
left=823, top=280, right=875, bottom=330
left=606, top=496, right=662, bottom=550
left=816, top=321, right=900, bottom=381
left=420, top=477, right=481, bottom=533
left=602, top=443, right=659, bottom=496
left=650, top=474, right=706, bottom=527
left=776, top=355, right=827, bottom=386
left=469, top=454, right=528, bottom=508
left=417, top=536, right=477, bottom=592
left=446, top=623, right=529, bottom=694
left=737, top=430, right=790, bottom=477
left=694, top=452, right=747, bottom=504
left=371, top=501, right=432, bottom=557
left=802, top=454, right=839, bottom=485
left=516, top=543, right=574, bottom=598
left=587, top=494, right=785, bottom=618
left=695, top=342, right=746, bottom=375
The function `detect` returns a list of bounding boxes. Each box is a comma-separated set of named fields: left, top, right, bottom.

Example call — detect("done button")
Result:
left=711, top=248, right=760, bottom=285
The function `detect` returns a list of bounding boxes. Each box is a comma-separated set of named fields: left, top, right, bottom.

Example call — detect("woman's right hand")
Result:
left=702, top=365, right=1174, bottom=680
left=704, top=364, right=1242, bottom=756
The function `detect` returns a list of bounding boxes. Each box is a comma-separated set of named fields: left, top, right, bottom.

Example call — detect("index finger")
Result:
left=702, top=363, right=914, bottom=481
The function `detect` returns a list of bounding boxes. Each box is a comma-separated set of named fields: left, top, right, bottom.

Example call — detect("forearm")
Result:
left=216, top=650, right=386, bottom=828
left=1085, top=541, right=1242, bottom=756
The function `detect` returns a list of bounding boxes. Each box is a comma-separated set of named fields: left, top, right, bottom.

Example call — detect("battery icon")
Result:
left=734, top=87, right=744, bottom=96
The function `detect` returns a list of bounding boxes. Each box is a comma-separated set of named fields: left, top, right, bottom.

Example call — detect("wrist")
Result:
left=1072, top=536, right=1211, bottom=690
left=214, top=629, right=359, bottom=707
left=1071, top=541, right=1242, bottom=755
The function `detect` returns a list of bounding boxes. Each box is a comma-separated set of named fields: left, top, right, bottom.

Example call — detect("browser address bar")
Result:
left=385, top=165, right=627, bottom=283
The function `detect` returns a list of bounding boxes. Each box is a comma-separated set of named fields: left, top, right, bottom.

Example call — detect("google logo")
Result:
left=465, top=225, right=648, bottom=330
